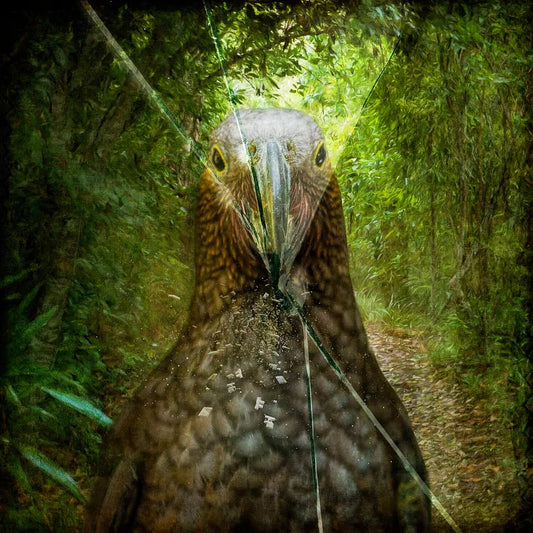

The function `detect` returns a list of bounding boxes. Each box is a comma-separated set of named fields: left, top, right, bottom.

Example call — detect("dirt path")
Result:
left=367, top=325, right=522, bottom=532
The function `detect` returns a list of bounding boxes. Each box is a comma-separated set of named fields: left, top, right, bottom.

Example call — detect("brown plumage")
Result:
left=85, top=109, right=430, bottom=531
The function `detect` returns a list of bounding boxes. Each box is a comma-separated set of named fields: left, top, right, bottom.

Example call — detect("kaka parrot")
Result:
left=85, top=108, right=430, bottom=532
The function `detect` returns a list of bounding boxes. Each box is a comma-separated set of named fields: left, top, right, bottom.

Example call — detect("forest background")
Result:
left=0, top=0, right=531, bottom=531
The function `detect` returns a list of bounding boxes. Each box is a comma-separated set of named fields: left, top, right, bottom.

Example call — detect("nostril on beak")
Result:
left=285, top=141, right=296, bottom=163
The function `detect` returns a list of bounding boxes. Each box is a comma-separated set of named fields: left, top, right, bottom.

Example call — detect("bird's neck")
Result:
left=298, top=177, right=354, bottom=296
left=297, top=177, right=371, bottom=359
left=188, top=172, right=359, bottom=335
left=188, top=172, right=265, bottom=325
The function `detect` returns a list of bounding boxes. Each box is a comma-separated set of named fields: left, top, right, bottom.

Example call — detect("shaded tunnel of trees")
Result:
left=0, top=0, right=531, bottom=530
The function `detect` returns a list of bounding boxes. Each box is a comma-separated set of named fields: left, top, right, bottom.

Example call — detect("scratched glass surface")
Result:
left=8, top=2, right=526, bottom=532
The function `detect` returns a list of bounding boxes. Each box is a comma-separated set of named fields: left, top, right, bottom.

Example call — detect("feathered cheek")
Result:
left=218, top=201, right=256, bottom=262
left=290, top=183, right=312, bottom=229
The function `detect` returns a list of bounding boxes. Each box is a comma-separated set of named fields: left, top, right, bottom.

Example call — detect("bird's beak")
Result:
left=251, top=141, right=291, bottom=281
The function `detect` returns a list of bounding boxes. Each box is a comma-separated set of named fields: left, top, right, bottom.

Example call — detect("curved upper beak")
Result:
left=243, top=138, right=325, bottom=296
left=254, top=141, right=291, bottom=262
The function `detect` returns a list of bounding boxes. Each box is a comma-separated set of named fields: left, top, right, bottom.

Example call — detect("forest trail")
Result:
left=367, top=325, right=522, bottom=532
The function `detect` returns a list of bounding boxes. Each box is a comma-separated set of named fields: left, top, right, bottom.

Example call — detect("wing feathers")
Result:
left=85, top=459, right=140, bottom=533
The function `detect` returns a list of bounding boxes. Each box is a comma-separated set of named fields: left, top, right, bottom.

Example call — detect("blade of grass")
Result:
left=18, top=446, right=86, bottom=503
left=41, top=387, right=112, bottom=427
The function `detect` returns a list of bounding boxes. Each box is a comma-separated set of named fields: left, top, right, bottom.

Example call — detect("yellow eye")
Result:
left=212, top=145, right=227, bottom=174
left=314, top=142, right=327, bottom=168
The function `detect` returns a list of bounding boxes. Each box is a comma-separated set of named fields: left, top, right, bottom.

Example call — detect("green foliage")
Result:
left=337, top=1, right=530, bottom=421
